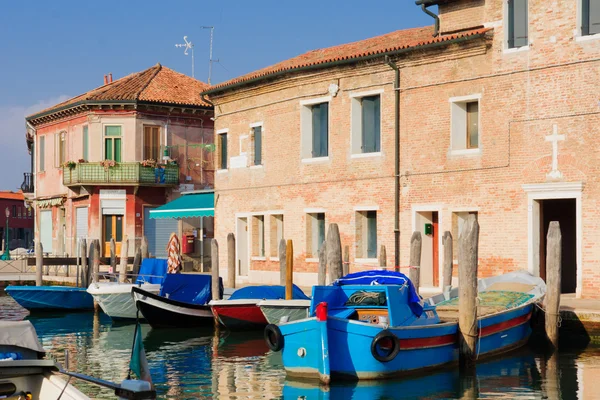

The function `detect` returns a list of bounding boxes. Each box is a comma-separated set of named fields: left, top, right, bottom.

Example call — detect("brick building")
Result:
left=204, top=0, right=600, bottom=298
left=0, top=191, right=34, bottom=251
left=25, top=64, right=214, bottom=259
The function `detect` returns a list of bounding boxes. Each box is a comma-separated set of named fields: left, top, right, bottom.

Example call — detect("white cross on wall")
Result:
left=545, top=124, right=565, bottom=180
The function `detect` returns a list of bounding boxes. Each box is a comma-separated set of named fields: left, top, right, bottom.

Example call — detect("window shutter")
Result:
left=320, top=103, right=328, bottom=157
left=254, top=126, right=262, bottom=165
left=82, top=126, right=89, bottom=161
left=590, top=0, right=600, bottom=35
left=366, top=211, right=377, bottom=259
left=220, top=134, right=228, bottom=169
left=312, top=105, right=321, bottom=157
left=361, top=96, right=381, bottom=153
left=513, top=0, right=528, bottom=47
left=39, top=136, right=45, bottom=172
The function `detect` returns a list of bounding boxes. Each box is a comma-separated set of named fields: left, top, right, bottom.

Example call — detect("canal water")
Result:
left=2, top=294, right=600, bottom=399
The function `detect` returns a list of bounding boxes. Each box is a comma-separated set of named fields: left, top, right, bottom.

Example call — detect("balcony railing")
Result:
left=62, top=162, right=179, bottom=186
left=21, top=172, right=34, bottom=193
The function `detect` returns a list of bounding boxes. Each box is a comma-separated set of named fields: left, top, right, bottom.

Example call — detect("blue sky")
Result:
left=0, top=0, right=433, bottom=190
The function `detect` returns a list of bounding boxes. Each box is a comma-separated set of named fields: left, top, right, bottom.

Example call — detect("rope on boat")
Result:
left=534, top=302, right=562, bottom=328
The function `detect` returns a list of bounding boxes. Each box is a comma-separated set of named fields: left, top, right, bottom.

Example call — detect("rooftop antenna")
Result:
left=175, top=36, right=195, bottom=78
left=201, top=26, right=218, bottom=84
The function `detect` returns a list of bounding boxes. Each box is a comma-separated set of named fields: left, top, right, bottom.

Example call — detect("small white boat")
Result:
left=0, top=321, right=154, bottom=399
left=257, top=299, right=311, bottom=324
left=88, top=282, right=161, bottom=320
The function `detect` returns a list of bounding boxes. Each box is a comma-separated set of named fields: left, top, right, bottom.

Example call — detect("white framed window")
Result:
left=252, top=215, right=265, bottom=258
left=505, top=0, right=529, bottom=50
left=306, top=212, right=326, bottom=258
left=104, top=125, right=122, bottom=162
left=217, top=129, right=228, bottom=171
left=351, top=89, right=383, bottom=156
left=300, top=96, right=331, bottom=161
left=355, top=209, right=378, bottom=260
left=580, top=0, right=600, bottom=38
left=269, top=214, right=284, bottom=257
left=450, top=94, right=481, bottom=156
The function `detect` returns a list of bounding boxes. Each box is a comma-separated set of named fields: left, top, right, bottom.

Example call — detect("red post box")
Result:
left=182, top=234, right=195, bottom=254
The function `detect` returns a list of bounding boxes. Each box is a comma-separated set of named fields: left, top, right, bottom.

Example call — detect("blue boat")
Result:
left=4, top=285, right=95, bottom=311
left=266, top=270, right=545, bottom=384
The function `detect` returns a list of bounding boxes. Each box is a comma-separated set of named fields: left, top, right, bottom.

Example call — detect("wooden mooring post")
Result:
left=132, top=246, right=142, bottom=278
left=35, top=241, right=43, bottom=286
left=80, top=239, right=87, bottom=288
left=285, top=240, right=294, bottom=300
left=458, top=214, right=479, bottom=370
left=119, top=236, right=128, bottom=283
left=279, top=239, right=286, bottom=286
left=227, top=233, right=236, bottom=288
left=211, top=239, right=220, bottom=300
left=409, top=232, right=422, bottom=294
left=327, top=223, right=343, bottom=283
left=343, top=245, right=350, bottom=276
left=379, top=245, right=387, bottom=268
left=91, top=240, right=100, bottom=283
left=109, top=238, right=117, bottom=273
left=545, top=221, right=562, bottom=350
left=141, top=236, right=149, bottom=259
left=443, top=231, right=453, bottom=297
left=318, top=241, right=327, bottom=286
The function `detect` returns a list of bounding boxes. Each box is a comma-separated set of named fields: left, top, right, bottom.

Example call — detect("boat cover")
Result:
left=136, top=259, right=168, bottom=284
left=333, top=270, right=422, bottom=316
left=229, top=285, right=310, bottom=301
left=0, top=321, right=45, bottom=355
left=159, top=273, right=223, bottom=305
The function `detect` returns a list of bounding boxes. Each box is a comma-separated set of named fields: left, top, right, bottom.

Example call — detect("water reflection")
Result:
left=1, top=294, right=600, bottom=399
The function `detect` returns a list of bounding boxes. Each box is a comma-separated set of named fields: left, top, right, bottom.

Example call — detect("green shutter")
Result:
left=220, top=134, right=228, bottom=169
left=508, top=0, right=528, bottom=48
left=361, top=96, right=381, bottom=153
left=312, top=103, right=328, bottom=158
left=254, top=126, right=262, bottom=165
left=114, top=138, right=122, bottom=162
left=317, top=213, right=325, bottom=252
left=366, top=211, right=377, bottom=259
left=589, top=0, right=600, bottom=35
left=105, top=126, right=121, bottom=136
left=105, top=138, right=113, bottom=160
left=39, top=136, right=45, bottom=172
left=82, top=126, right=89, bottom=161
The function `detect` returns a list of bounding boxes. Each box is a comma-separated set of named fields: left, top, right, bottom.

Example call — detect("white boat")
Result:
left=257, top=299, right=311, bottom=324
left=87, top=282, right=161, bottom=320
left=0, top=321, right=154, bottom=399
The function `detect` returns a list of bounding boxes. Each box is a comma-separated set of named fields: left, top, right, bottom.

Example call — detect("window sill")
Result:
left=503, top=45, right=530, bottom=54
left=351, top=152, right=382, bottom=159
left=305, top=257, right=319, bottom=263
left=302, top=157, right=330, bottom=164
left=269, top=257, right=279, bottom=262
left=449, top=148, right=482, bottom=157
left=576, top=34, right=600, bottom=43
left=249, top=164, right=264, bottom=169
left=251, top=256, right=266, bottom=261
left=216, top=169, right=228, bottom=174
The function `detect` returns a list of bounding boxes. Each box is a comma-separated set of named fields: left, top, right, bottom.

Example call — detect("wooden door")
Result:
left=103, top=215, right=123, bottom=257
left=432, top=213, right=439, bottom=287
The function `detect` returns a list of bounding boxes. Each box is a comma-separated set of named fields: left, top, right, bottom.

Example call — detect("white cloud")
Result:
left=0, top=96, right=70, bottom=191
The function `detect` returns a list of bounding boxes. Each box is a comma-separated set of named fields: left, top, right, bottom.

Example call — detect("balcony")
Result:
left=62, top=162, right=179, bottom=187
left=20, top=173, right=34, bottom=193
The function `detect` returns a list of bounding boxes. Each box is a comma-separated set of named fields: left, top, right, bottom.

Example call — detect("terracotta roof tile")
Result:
left=0, top=191, right=24, bottom=201
left=28, top=64, right=210, bottom=120
left=206, top=26, right=491, bottom=94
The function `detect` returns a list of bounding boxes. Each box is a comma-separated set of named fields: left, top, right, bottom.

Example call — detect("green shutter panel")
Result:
left=82, top=126, right=88, bottom=161
left=361, top=96, right=381, bottom=153
left=105, top=138, right=113, bottom=161
left=513, top=0, right=528, bottom=48
left=39, top=136, right=45, bottom=172
left=312, top=104, right=321, bottom=157
left=367, top=211, right=377, bottom=259
left=590, top=0, right=600, bottom=35
left=320, top=103, right=328, bottom=157
left=221, top=134, right=228, bottom=169
left=254, top=126, right=262, bottom=165
left=114, top=138, right=122, bottom=162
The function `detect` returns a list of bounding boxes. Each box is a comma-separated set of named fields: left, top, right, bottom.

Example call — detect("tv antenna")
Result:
left=201, top=26, right=219, bottom=84
left=175, top=36, right=195, bottom=78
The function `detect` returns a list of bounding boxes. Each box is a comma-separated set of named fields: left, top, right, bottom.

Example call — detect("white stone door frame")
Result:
left=411, top=204, right=444, bottom=291
left=235, top=213, right=251, bottom=283
left=522, top=182, right=583, bottom=298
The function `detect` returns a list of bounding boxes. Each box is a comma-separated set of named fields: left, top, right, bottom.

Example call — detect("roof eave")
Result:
left=202, top=31, right=488, bottom=97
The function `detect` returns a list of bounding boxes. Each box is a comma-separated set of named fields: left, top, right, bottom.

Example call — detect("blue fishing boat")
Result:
left=266, top=270, right=545, bottom=384
left=4, top=286, right=94, bottom=311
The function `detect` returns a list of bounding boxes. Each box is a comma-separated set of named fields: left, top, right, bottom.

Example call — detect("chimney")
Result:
left=103, top=75, right=108, bottom=85
left=108, top=73, right=113, bottom=83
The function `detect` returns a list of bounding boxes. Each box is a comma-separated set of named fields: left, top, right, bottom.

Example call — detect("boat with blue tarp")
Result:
left=87, top=259, right=168, bottom=321
left=132, top=273, right=223, bottom=328
left=210, top=285, right=310, bottom=330
left=4, top=285, right=94, bottom=311
left=265, top=270, right=545, bottom=384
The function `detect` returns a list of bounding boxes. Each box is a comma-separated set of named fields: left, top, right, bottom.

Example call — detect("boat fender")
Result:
left=371, top=330, right=400, bottom=362
left=264, top=324, right=284, bottom=352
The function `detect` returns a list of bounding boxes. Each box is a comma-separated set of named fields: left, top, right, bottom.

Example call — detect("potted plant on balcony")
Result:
left=62, top=160, right=77, bottom=170
left=100, top=159, right=117, bottom=171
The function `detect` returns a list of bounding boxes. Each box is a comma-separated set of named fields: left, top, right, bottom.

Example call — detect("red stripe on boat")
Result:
left=479, top=312, right=531, bottom=338
left=400, top=334, right=456, bottom=350
left=212, top=305, right=268, bottom=326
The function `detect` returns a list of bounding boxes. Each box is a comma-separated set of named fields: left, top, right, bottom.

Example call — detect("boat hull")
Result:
left=258, top=300, right=310, bottom=324
left=211, top=301, right=268, bottom=330
left=132, top=287, right=214, bottom=329
left=279, top=304, right=534, bottom=382
left=4, top=286, right=94, bottom=311
left=87, top=283, right=161, bottom=320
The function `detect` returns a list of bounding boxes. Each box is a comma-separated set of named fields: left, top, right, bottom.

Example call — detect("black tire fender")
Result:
left=370, top=329, right=400, bottom=362
left=264, top=324, right=284, bottom=352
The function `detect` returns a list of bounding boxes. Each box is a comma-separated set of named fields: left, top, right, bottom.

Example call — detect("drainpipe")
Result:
left=384, top=55, right=401, bottom=271
left=415, top=0, right=440, bottom=37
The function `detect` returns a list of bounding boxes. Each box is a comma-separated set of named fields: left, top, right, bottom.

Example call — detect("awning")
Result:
left=37, top=197, right=66, bottom=209
left=149, top=191, right=214, bottom=219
